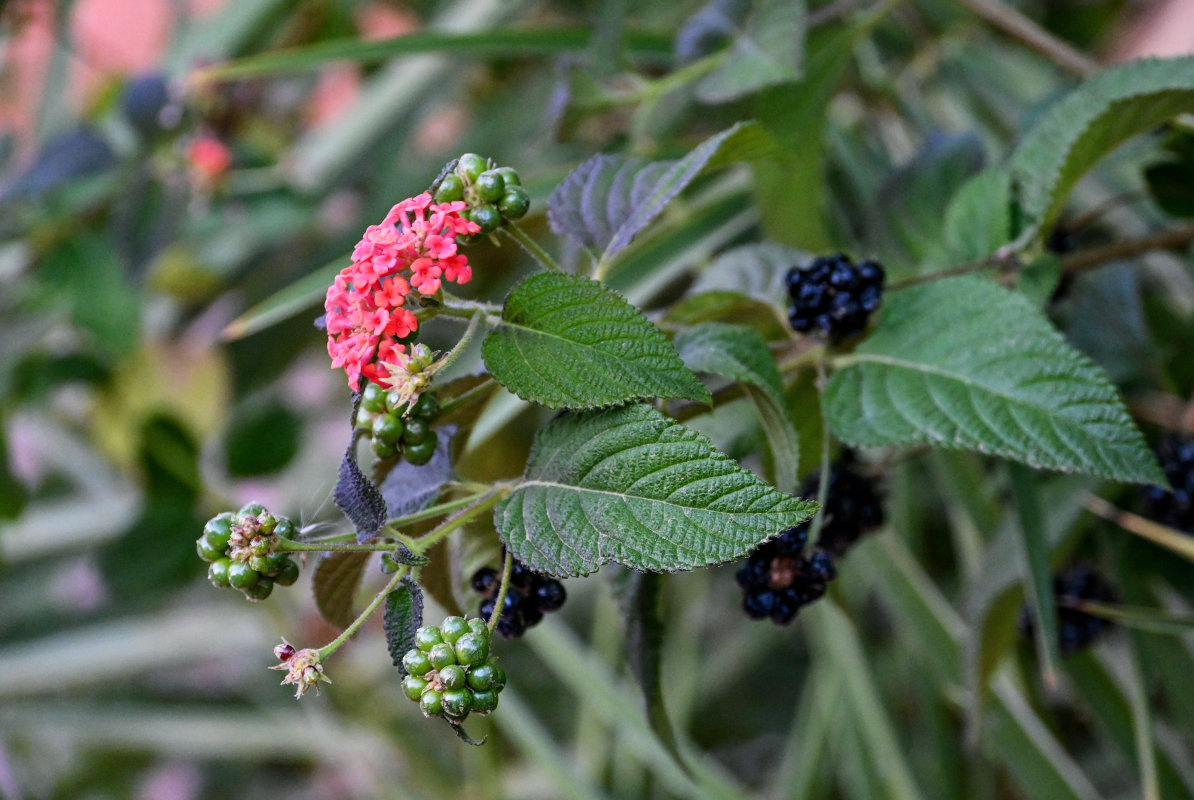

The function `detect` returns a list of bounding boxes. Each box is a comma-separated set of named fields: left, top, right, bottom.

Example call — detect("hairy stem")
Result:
left=318, top=565, right=410, bottom=660
left=503, top=222, right=563, bottom=272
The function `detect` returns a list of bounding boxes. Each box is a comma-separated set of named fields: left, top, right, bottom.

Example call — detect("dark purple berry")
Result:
left=471, top=566, right=499, bottom=595
left=535, top=580, right=567, bottom=612
left=786, top=254, right=885, bottom=340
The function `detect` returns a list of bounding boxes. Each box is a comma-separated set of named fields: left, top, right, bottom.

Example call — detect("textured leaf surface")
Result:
left=334, top=395, right=388, bottom=542
left=546, top=122, right=777, bottom=264
left=824, top=277, right=1164, bottom=485
left=384, top=577, right=423, bottom=675
left=495, top=403, right=816, bottom=576
left=674, top=322, right=800, bottom=493
left=696, top=0, right=804, bottom=103
left=482, top=272, right=710, bottom=409
left=943, top=169, right=1012, bottom=263
left=1012, top=56, right=1194, bottom=229
left=312, top=551, right=369, bottom=630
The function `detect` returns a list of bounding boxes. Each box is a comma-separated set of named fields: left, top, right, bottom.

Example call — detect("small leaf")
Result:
left=494, top=403, right=816, bottom=577
left=312, top=550, right=370, bottom=630
left=482, top=272, right=710, bottom=409
left=824, top=277, right=1165, bottom=485
left=943, top=168, right=1012, bottom=263
left=333, top=394, right=388, bottom=543
left=384, top=577, right=424, bottom=675
left=547, top=122, right=778, bottom=265
left=673, top=322, right=799, bottom=493
left=1012, top=55, right=1194, bottom=231
left=695, top=0, right=805, bottom=103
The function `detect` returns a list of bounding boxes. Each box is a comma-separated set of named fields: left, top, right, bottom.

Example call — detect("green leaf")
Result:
left=312, top=550, right=370, bottom=630
left=1009, top=463, right=1061, bottom=687
left=547, top=122, right=778, bottom=266
left=195, top=27, right=673, bottom=81
left=943, top=168, right=1013, bottom=263
left=824, top=277, right=1165, bottom=485
left=482, top=272, right=710, bottom=409
left=384, top=577, right=424, bottom=676
left=696, top=0, right=805, bottom=103
left=1011, top=55, right=1194, bottom=231
left=673, top=322, right=799, bottom=493
left=494, top=403, right=816, bottom=576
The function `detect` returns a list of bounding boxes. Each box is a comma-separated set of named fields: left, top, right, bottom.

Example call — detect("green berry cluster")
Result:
left=197, top=503, right=299, bottom=601
left=355, top=381, right=442, bottom=465
left=401, top=616, right=507, bottom=722
left=433, top=153, right=530, bottom=239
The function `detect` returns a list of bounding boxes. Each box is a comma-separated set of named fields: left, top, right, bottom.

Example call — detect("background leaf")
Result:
left=695, top=0, right=804, bottom=103
left=494, top=403, right=816, bottom=576
left=943, top=168, right=1013, bottom=264
left=1011, top=55, right=1194, bottom=231
left=546, top=122, right=778, bottom=265
left=482, top=272, right=710, bottom=409
left=824, top=277, right=1164, bottom=485
left=673, top=322, right=800, bottom=493
left=384, top=577, right=424, bottom=675
left=312, top=550, right=370, bottom=630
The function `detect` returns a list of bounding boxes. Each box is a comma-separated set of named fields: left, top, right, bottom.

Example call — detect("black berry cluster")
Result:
left=197, top=503, right=299, bottom=601
left=800, top=456, right=885, bottom=558
left=471, top=559, right=566, bottom=639
left=736, top=525, right=837, bottom=625
left=1139, top=434, right=1194, bottom=533
left=401, top=617, right=507, bottom=721
left=433, top=154, right=530, bottom=240
left=786, top=254, right=885, bottom=339
left=1019, top=566, right=1117, bottom=656
left=355, top=382, right=442, bottom=465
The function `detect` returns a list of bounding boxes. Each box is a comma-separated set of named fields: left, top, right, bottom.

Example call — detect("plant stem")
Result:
left=317, top=565, right=409, bottom=660
left=434, top=308, right=486, bottom=376
left=809, top=360, right=833, bottom=543
left=489, top=549, right=515, bottom=634
left=438, top=377, right=496, bottom=418
left=277, top=540, right=396, bottom=553
left=409, top=489, right=508, bottom=554
left=952, top=0, right=1098, bottom=77
left=1060, top=225, right=1194, bottom=274
left=503, top=222, right=563, bottom=272
left=387, top=490, right=496, bottom=531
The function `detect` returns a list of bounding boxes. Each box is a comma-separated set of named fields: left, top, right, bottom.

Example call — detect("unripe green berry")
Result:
left=420, top=688, right=444, bottom=717
left=385, top=391, right=409, bottom=415
left=256, top=513, right=277, bottom=534
left=274, top=518, right=295, bottom=540
left=498, top=186, right=530, bottom=220
left=474, top=170, right=505, bottom=202
left=416, top=626, right=444, bottom=652
left=208, top=557, right=232, bottom=588
left=412, top=392, right=440, bottom=420
left=438, top=664, right=467, bottom=690
left=242, top=575, right=274, bottom=601
left=403, top=649, right=432, bottom=677
left=356, top=406, right=375, bottom=430
left=402, top=675, right=428, bottom=701
left=434, top=173, right=465, bottom=203
left=238, top=502, right=267, bottom=520
left=401, top=418, right=431, bottom=446
left=467, top=662, right=501, bottom=691
left=428, top=642, right=456, bottom=670
left=441, top=689, right=472, bottom=719
left=471, top=688, right=499, bottom=715
left=486, top=660, right=507, bottom=691
left=468, top=617, right=488, bottom=635
left=495, top=166, right=521, bottom=187
left=371, top=438, right=398, bottom=460
left=372, top=414, right=404, bottom=445
left=454, top=632, right=489, bottom=667
left=228, top=561, right=259, bottom=590
left=440, top=616, right=468, bottom=644
left=273, top=558, right=300, bottom=587
left=203, top=515, right=234, bottom=550
left=361, top=381, right=387, bottom=413
left=456, top=153, right=487, bottom=182
left=196, top=533, right=225, bottom=562
left=470, top=203, right=501, bottom=234
left=404, top=437, right=436, bottom=466
left=249, top=553, right=285, bottom=574
left=249, top=537, right=272, bottom=557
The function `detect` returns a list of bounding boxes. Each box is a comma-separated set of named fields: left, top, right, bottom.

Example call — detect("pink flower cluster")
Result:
left=324, top=193, right=478, bottom=391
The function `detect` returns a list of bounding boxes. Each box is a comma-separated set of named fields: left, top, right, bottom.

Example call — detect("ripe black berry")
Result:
left=735, top=523, right=837, bottom=625
left=786, top=254, right=885, bottom=340
left=1019, top=566, right=1117, bottom=656
left=801, top=455, right=885, bottom=558
left=1139, top=434, right=1194, bottom=533
left=470, top=556, right=567, bottom=639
